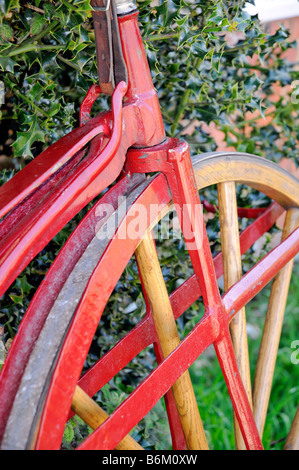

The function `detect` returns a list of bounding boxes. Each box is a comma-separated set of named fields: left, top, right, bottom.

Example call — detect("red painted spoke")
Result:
left=233, top=202, right=283, bottom=251
left=214, top=328, right=263, bottom=450
left=202, top=199, right=268, bottom=219
left=75, top=278, right=200, bottom=403
left=77, top=314, right=216, bottom=450
left=223, top=226, right=299, bottom=320
left=75, top=202, right=283, bottom=403
left=152, top=342, right=187, bottom=450
left=75, top=314, right=156, bottom=405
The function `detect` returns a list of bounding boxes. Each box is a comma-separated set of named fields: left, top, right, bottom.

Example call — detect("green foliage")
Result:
left=0, top=0, right=298, bottom=160
left=62, top=415, right=93, bottom=449
left=0, top=0, right=98, bottom=157
left=0, top=0, right=299, bottom=450
left=137, top=1, right=299, bottom=161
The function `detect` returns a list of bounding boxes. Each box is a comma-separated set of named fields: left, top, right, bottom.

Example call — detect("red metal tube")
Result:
left=214, top=327, right=263, bottom=450
left=223, top=226, right=299, bottom=319
left=118, top=11, right=166, bottom=146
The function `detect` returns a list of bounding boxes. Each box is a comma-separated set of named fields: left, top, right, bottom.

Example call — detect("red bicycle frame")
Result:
left=1, top=3, right=299, bottom=450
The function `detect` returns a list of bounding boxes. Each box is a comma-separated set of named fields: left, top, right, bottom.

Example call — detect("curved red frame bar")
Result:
left=0, top=9, right=298, bottom=451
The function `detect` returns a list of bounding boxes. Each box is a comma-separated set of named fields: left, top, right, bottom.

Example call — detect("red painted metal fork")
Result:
left=0, top=82, right=128, bottom=298
left=0, top=13, right=166, bottom=299
left=125, top=138, right=265, bottom=450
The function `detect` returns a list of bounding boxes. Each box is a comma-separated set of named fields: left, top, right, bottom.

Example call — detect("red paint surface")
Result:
left=0, top=9, right=297, bottom=451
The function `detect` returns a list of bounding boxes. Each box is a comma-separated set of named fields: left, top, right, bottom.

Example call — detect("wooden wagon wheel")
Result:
left=0, top=152, right=299, bottom=450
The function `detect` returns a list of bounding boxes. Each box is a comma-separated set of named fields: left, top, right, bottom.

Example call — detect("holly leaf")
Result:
left=13, top=115, right=45, bottom=158
left=0, top=55, right=17, bottom=72
left=0, top=0, right=19, bottom=15
left=0, top=23, right=14, bottom=41
left=9, top=294, right=23, bottom=306
left=30, top=15, right=46, bottom=36
left=14, top=276, right=34, bottom=295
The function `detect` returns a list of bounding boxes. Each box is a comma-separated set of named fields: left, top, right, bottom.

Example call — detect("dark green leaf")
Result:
left=13, top=116, right=46, bottom=158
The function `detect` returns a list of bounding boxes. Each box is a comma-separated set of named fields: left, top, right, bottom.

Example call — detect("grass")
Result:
left=188, top=261, right=299, bottom=450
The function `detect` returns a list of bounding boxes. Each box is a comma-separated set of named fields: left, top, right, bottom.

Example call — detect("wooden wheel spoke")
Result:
left=218, top=182, right=252, bottom=449
left=253, top=208, right=299, bottom=438
left=71, top=386, right=143, bottom=450
left=285, top=405, right=299, bottom=450
left=135, top=231, right=208, bottom=450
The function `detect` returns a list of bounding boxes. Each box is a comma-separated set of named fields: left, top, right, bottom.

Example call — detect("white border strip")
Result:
left=256, top=0, right=299, bottom=22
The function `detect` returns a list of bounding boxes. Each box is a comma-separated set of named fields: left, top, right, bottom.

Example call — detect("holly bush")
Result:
left=0, top=0, right=299, bottom=449
left=0, top=0, right=298, bottom=163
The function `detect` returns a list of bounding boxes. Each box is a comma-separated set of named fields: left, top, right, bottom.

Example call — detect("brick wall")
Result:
left=190, top=16, right=299, bottom=152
